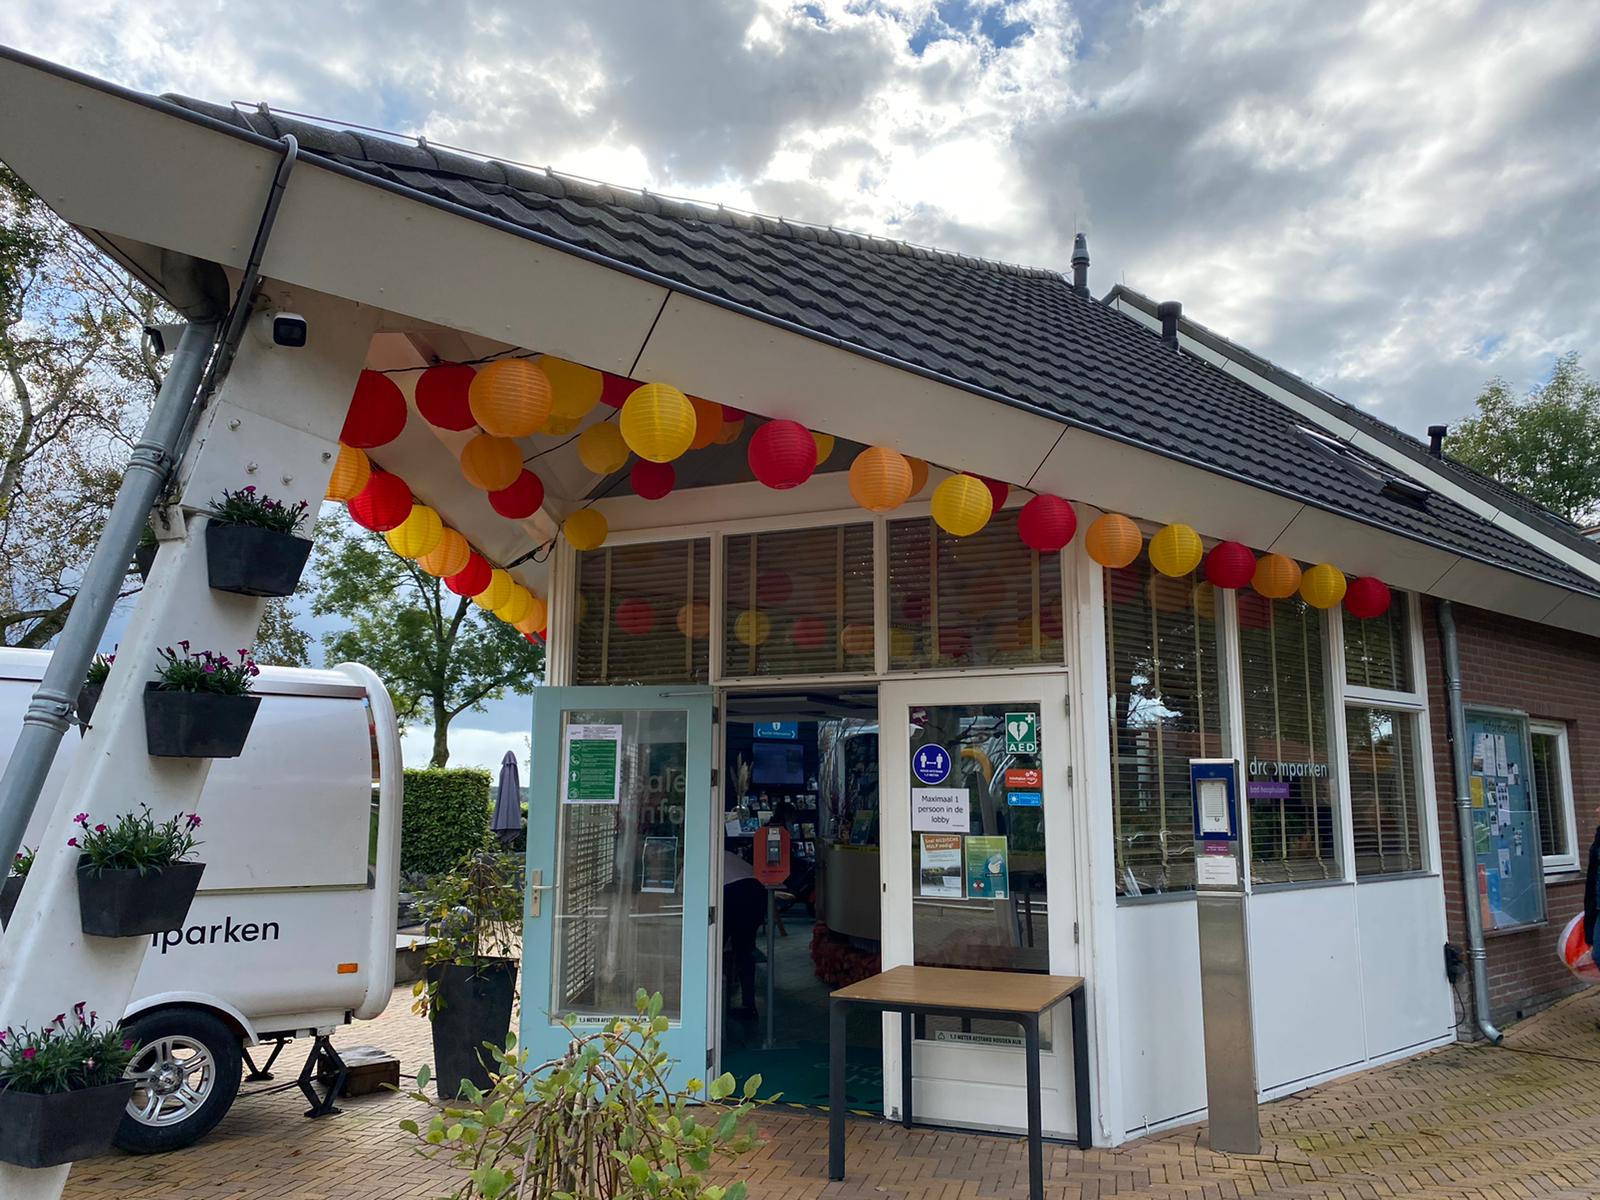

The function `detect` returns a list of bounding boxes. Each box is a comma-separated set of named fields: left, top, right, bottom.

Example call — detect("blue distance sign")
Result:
left=912, top=744, right=952, bottom=786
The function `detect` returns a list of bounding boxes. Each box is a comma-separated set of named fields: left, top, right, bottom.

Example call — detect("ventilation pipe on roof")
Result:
left=1438, top=598, right=1503, bottom=1045
left=1428, top=425, right=1448, bottom=458
left=1157, top=300, right=1182, bottom=348
left=1071, top=233, right=1090, bottom=296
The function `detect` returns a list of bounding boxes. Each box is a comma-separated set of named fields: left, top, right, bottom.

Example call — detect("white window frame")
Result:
left=1529, top=719, right=1579, bottom=876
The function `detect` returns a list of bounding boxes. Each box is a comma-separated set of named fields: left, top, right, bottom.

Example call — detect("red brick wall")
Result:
left=1421, top=601, right=1600, bottom=1026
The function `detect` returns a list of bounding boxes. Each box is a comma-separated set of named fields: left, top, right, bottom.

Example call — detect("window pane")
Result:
left=574, top=540, right=710, bottom=684
left=1105, top=560, right=1225, bottom=897
left=721, top=525, right=874, bottom=676
left=1531, top=731, right=1571, bottom=860
left=887, top=509, right=1064, bottom=670
left=1343, top=596, right=1412, bottom=692
left=1346, top=706, right=1424, bottom=877
left=1239, top=594, right=1338, bottom=884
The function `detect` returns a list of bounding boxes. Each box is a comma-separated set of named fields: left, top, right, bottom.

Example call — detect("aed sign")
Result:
left=1004, top=712, right=1038, bottom=755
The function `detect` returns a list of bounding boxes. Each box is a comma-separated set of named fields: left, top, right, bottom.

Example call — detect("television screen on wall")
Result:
left=752, top=741, right=805, bottom=786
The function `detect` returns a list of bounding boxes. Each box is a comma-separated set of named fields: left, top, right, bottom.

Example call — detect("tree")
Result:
left=1450, top=353, right=1600, bottom=524
left=310, top=517, right=544, bottom=766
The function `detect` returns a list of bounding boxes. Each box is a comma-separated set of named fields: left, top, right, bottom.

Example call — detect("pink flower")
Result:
left=94, top=824, right=107, bottom=834
left=52, top=1013, right=64, bottom=1027
left=121, top=1038, right=134, bottom=1051
left=0, top=1031, right=9, bottom=1043
left=68, top=837, right=79, bottom=847
left=74, top=813, right=89, bottom=825
left=186, top=815, right=202, bottom=830
left=73, top=1002, right=86, bottom=1019
left=21, top=1047, right=35, bottom=1061
left=178, top=640, right=190, bottom=653
left=244, top=485, right=256, bottom=493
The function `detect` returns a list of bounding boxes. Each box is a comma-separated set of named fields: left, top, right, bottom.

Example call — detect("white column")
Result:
left=0, top=287, right=377, bottom=1196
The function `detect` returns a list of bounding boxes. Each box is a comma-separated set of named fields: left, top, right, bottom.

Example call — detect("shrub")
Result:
left=401, top=769, right=492, bottom=875
left=70, top=808, right=202, bottom=876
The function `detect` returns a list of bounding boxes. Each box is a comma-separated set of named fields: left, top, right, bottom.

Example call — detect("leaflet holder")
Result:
left=1189, top=758, right=1260, bottom=1155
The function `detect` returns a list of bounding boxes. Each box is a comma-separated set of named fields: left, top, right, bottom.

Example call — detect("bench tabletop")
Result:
left=831, top=965, right=1083, bottom=1014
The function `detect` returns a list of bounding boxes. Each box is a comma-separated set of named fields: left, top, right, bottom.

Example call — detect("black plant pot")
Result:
left=133, top=541, right=157, bottom=581
left=205, top=522, right=313, bottom=598
left=77, top=856, right=205, bottom=938
left=77, top=682, right=103, bottom=735
left=143, top=684, right=261, bottom=758
left=0, top=875, right=22, bottom=928
left=428, top=958, right=517, bottom=1099
left=0, top=1080, right=137, bottom=1169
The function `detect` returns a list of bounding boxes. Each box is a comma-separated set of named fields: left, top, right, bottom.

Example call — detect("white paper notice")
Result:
left=1195, top=855, right=1239, bottom=887
left=1198, top=778, right=1230, bottom=836
left=912, top=787, right=969, bottom=833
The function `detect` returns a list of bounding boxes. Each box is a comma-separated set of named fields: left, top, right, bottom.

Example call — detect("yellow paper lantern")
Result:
left=1085, top=513, right=1143, bottom=568
left=811, top=431, right=835, bottom=466
left=384, top=504, right=444, bottom=559
left=714, top=417, right=745, bottom=445
left=677, top=601, right=711, bottom=639
left=889, top=627, right=916, bottom=659
left=931, top=474, right=994, bottom=537
left=540, top=414, right=581, bottom=437
left=1149, top=523, right=1204, bottom=578
left=472, top=568, right=515, bottom=612
left=468, top=358, right=552, bottom=437
left=734, top=609, right=771, bottom=646
left=1300, top=563, right=1347, bottom=609
left=848, top=447, right=914, bottom=513
left=620, top=383, right=696, bottom=463
left=538, top=357, right=604, bottom=422
left=325, top=442, right=371, bottom=501
left=688, top=398, right=723, bottom=450
left=563, top=508, right=608, bottom=551
left=1252, top=553, right=1302, bottom=599
left=577, top=422, right=629, bottom=475
left=905, top=456, right=930, bottom=497
left=495, top=585, right=535, bottom=625
left=1193, top=580, right=1217, bottom=622
left=839, top=623, right=875, bottom=656
left=460, top=434, right=523, bottom=491
left=418, top=528, right=471, bottom=578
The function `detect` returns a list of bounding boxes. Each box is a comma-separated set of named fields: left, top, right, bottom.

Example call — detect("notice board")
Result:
left=1465, top=708, right=1545, bottom=931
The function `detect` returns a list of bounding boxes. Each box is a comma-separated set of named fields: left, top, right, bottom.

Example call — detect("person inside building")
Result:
left=1584, top=800, right=1600, bottom=966
left=723, top=847, right=766, bottom=1019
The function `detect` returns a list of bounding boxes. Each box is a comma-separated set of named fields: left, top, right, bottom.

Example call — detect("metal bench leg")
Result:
left=900, top=1009, right=913, bottom=1128
left=1071, top=988, right=1092, bottom=1149
left=828, top=998, right=846, bottom=1180
left=1024, top=1014, right=1043, bottom=1200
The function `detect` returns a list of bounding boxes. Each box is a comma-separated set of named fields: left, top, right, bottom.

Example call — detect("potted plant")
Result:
left=73, top=808, right=205, bottom=937
left=204, top=485, right=312, bottom=597
left=402, top=991, right=762, bottom=1200
left=0, top=1004, right=139, bottom=1169
left=143, top=642, right=261, bottom=758
left=0, top=847, right=30, bottom=928
left=132, top=524, right=158, bottom=581
left=412, top=850, right=522, bottom=1099
left=77, top=652, right=114, bottom=733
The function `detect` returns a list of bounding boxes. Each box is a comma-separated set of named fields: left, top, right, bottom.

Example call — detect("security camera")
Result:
left=143, top=323, right=188, bottom=357
left=270, top=312, right=308, bottom=348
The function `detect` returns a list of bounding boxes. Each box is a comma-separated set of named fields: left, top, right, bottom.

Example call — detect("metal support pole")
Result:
left=763, top=887, right=776, bottom=1049
left=828, top=998, right=846, bottom=1179
left=0, top=320, right=217, bottom=871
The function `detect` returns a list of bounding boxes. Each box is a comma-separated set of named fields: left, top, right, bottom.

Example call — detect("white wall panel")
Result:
left=1356, top=876, right=1454, bottom=1057
left=1115, top=901, right=1206, bottom=1134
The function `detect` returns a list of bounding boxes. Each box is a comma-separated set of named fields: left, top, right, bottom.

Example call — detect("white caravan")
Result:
left=0, top=648, right=403, bottom=1152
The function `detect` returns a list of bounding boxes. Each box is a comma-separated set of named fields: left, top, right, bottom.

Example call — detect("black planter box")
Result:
left=143, top=685, right=260, bottom=758
left=77, top=682, right=103, bottom=735
left=0, top=875, right=21, bottom=928
left=205, top=522, right=312, bottom=598
left=428, top=958, right=517, bottom=1098
left=133, top=541, right=157, bottom=581
left=78, top=857, right=205, bottom=938
left=0, top=1080, right=136, bottom=1169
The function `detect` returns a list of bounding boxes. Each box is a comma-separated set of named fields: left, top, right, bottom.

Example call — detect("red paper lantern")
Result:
left=757, top=570, right=793, bottom=606
left=489, top=469, right=546, bottom=519
left=415, top=363, right=477, bottom=430
left=340, top=370, right=408, bottom=448
left=445, top=552, right=492, bottom=598
left=937, top=626, right=972, bottom=659
left=1237, top=589, right=1273, bottom=630
left=1344, top=576, right=1393, bottom=620
left=790, top=615, right=828, bottom=649
left=346, top=472, right=412, bottom=531
left=631, top=459, right=676, bottom=500
left=599, top=373, right=635, bottom=409
left=616, top=597, right=655, bottom=636
left=1204, top=541, right=1257, bottom=590
left=1017, top=495, right=1077, bottom=553
left=980, top=477, right=1010, bottom=511
left=525, top=630, right=545, bottom=646
left=721, top=404, right=746, bottom=422
left=748, top=419, right=817, bottom=489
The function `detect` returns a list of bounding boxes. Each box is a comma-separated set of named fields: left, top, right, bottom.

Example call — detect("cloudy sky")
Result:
left=7, top=0, right=1597, bottom=767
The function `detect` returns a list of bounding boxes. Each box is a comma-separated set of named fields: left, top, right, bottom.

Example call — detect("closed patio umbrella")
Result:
left=492, top=750, right=523, bottom=844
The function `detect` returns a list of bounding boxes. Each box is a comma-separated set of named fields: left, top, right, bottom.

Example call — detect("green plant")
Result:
left=84, top=651, right=114, bottom=687
left=401, top=769, right=493, bottom=874
left=9, top=847, right=33, bottom=878
left=0, top=1003, right=138, bottom=1094
left=411, top=850, right=522, bottom=1019
left=402, top=992, right=762, bottom=1200
left=153, top=642, right=259, bottom=694
left=209, top=485, right=310, bottom=534
left=70, top=807, right=201, bottom=877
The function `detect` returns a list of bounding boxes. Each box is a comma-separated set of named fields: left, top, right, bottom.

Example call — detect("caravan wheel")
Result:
left=116, top=1009, right=243, bottom=1153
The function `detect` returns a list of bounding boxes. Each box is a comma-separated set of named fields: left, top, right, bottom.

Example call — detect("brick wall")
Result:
left=1421, top=601, right=1600, bottom=1027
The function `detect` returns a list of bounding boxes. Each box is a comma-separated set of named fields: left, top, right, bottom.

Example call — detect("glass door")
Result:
left=879, top=673, right=1079, bottom=1135
left=524, top=686, right=714, bottom=1091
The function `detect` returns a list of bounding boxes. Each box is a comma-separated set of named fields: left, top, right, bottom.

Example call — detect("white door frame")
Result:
left=878, top=671, right=1079, bottom=1136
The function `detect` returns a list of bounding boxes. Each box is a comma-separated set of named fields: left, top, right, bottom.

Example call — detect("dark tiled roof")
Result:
left=168, top=97, right=1598, bottom=598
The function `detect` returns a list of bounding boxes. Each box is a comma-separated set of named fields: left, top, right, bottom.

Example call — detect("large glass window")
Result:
left=1531, top=722, right=1577, bottom=872
left=1104, top=560, right=1225, bottom=897
left=1238, top=593, right=1338, bottom=885
left=1345, top=706, right=1424, bottom=877
left=1344, top=600, right=1412, bottom=692
left=887, top=509, right=1064, bottom=671
left=574, top=540, right=710, bottom=684
left=721, top=524, right=874, bottom=676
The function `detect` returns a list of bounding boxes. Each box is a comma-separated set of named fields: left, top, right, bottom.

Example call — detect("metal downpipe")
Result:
left=1437, top=598, right=1503, bottom=1043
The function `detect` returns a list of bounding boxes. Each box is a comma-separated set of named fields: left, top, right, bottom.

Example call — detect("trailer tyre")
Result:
left=116, top=1009, right=243, bottom=1153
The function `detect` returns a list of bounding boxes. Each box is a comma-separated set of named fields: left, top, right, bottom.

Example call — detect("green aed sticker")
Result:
left=1004, top=711, right=1038, bottom=755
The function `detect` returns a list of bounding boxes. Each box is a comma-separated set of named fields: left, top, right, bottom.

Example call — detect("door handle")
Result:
left=529, top=869, right=559, bottom=917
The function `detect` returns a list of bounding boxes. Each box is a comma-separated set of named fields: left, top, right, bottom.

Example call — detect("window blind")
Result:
left=1345, top=705, right=1424, bottom=877
left=573, top=539, right=710, bottom=684
left=1531, top=729, right=1572, bottom=860
left=1344, top=598, right=1412, bottom=692
left=722, top=524, right=874, bottom=677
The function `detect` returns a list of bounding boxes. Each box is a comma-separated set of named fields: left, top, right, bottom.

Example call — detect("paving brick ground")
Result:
left=63, top=986, right=1600, bottom=1199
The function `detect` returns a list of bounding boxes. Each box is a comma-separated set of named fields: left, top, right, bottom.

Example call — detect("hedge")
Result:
left=401, top=768, right=492, bottom=875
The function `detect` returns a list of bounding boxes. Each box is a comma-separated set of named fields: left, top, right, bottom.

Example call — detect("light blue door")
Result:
left=523, top=686, right=713, bottom=1092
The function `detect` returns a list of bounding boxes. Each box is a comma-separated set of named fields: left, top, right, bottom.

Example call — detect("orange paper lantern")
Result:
left=714, top=417, right=745, bottom=445
left=1252, top=553, right=1302, bottom=599
left=460, top=434, right=524, bottom=491
left=811, top=431, right=835, bottom=466
left=1085, top=513, right=1142, bottom=568
left=848, top=447, right=914, bottom=512
left=325, top=443, right=371, bottom=501
left=905, top=456, right=930, bottom=497
left=469, top=358, right=552, bottom=437
left=472, top=568, right=515, bottom=612
left=418, top=528, right=471, bottom=577
left=688, top=397, right=723, bottom=450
